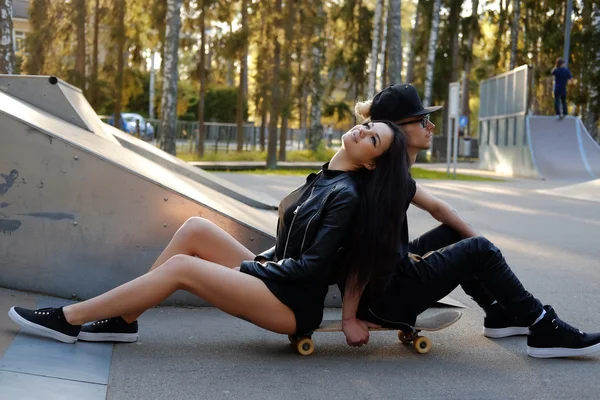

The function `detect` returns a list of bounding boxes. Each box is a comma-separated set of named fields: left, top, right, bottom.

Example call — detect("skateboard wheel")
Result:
left=296, top=338, right=315, bottom=356
left=397, top=330, right=412, bottom=344
left=413, top=336, right=431, bottom=354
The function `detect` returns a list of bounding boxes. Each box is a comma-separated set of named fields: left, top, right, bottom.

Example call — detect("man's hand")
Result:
left=342, top=318, right=381, bottom=347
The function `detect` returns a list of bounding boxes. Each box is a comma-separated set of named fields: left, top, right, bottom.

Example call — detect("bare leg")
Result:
left=147, top=217, right=255, bottom=271
left=121, top=217, right=256, bottom=322
left=63, top=255, right=296, bottom=334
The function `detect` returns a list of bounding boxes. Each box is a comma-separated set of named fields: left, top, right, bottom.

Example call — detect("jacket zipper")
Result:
left=282, top=186, right=316, bottom=258
left=299, top=188, right=334, bottom=253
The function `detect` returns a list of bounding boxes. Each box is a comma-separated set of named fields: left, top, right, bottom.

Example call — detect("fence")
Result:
left=478, top=65, right=537, bottom=175
left=478, top=64, right=530, bottom=149
left=117, top=119, right=342, bottom=154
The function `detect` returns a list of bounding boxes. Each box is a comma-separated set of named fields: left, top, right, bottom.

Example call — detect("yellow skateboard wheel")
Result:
left=413, top=336, right=431, bottom=354
left=296, top=338, right=315, bottom=356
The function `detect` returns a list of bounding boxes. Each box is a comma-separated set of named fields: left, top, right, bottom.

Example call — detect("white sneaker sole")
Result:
left=483, top=326, right=529, bottom=338
left=8, top=307, right=77, bottom=344
left=78, top=331, right=138, bottom=343
left=527, top=342, right=600, bottom=358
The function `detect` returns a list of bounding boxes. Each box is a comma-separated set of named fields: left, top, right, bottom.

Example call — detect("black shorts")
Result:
left=238, top=266, right=326, bottom=334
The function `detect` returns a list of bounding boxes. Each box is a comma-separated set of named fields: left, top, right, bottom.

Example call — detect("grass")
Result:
left=176, top=146, right=336, bottom=163
left=410, top=168, right=503, bottom=181
left=176, top=147, right=501, bottom=181
left=221, top=167, right=502, bottom=181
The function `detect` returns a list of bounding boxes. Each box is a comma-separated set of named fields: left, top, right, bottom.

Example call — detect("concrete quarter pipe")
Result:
left=527, top=116, right=600, bottom=181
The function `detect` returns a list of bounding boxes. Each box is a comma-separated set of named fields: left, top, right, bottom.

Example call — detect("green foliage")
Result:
left=182, top=85, right=248, bottom=122
left=286, top=142, right=336, bottom=162
left=16, top=0, right=598, bottom=135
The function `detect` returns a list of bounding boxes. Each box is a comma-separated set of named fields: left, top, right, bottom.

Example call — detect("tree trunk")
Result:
left=449, top=0, right=462, bottom=82
left=406, top=0, right=424, bottom=83
left=490, top=0, right=508, bottom=74
left=309, top=2, right=325, bottom=151
left=267, top=0, right=283, bottom=169
left=586, top=4, right=599, bottom=138
left=509, top=0, right=520, bottom=70
left=279, top=0, right=297, bottom=161
left=74, top=0, right=87, bottom=87
left=159, top=0, right=182, bottom=156
left=24, top=0, right=49, bottom=75
left=197, top=1, right=207, bottom=157
left=379, top=2, right=387, bottom=89
left=260, top=98, right=267, bottom=151
left=423, top=0, right=441, bottom=107
left=461, top=0, right=479, bottom=123
left=90, top=0, right=100, bottom=108
left=113, top=0, right=126, bottom=134
left=0, top=0, right=15, bottom=74
left=236, top=0, right=249, bottom=152
left=368, top=0, right=384, bottom=97
left=386, top=0, right=402, bottom=84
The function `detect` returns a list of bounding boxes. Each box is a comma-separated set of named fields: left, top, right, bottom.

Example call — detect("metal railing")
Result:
left=102, top=116, right=345, bottom=153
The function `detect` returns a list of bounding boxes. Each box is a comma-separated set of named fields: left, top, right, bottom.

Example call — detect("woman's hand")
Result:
left=341, top=318, right=381, bottom=347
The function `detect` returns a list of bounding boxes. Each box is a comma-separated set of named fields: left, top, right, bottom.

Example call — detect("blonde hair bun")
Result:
left=354, top=100, right=372, bottom=121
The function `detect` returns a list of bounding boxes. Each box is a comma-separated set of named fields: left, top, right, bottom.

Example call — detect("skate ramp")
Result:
left=0, top=75, right=119, bottom=145
left=109, top=128, right=279, bottom=210
left=528, top=116, right=600, bottom=181
left=0, top=88, right=279, bottom=306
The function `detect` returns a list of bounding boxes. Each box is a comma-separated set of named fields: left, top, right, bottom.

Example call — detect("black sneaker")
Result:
left=8, top=306, right=81, bottom=343
left=483, top=303, right=529, bottom=338
left=527, top=305, right=600, bottom=358
left=79, top=317, right=138, bottom=343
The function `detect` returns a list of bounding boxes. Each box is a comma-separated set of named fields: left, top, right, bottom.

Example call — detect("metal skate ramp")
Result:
left=0, top=75, right=278, bottom=209
left=0, top=86, right=278, bottom=306
left=0, top=75, right=119, bottom=145
left=527, top=116, right=600, bottom=181
left=109, top=128, right=279, bottom=210
left=479, top=115, right=600, bottom=180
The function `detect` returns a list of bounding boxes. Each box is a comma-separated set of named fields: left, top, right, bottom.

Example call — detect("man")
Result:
left=340, top=84, right=600, bottom=358
left=551, top=58, right=572, bottom=119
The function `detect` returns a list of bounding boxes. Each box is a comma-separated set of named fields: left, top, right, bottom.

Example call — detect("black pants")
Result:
left=358, top=225, right=543, bottom=327
left=554, top=94, right=567, bottom=115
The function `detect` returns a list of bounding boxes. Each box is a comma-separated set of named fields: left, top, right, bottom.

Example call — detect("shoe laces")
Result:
left=91, top=319, right=111, bottom=326
left=33, top=307, right=56, bottom=316
left=550, top=316, right=583, bottom=336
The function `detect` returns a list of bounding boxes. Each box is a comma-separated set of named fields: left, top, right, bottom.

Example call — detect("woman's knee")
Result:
left=177, top=217, right=213, bottom=240
left=158, top=254, right=195, bottom=284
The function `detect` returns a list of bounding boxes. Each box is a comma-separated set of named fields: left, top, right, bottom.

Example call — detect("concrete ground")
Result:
left=1, top=173, right=599, bottom=399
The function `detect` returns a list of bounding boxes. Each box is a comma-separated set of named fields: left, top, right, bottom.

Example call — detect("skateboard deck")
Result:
left=288, top=310, right=462, bottom=356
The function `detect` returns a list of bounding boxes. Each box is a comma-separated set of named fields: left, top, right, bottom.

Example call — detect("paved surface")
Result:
left=2, top=174, right=600, bottom=399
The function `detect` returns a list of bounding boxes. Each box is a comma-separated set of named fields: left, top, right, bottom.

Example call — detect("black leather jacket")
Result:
left=240, top=169, right=359, bottom=285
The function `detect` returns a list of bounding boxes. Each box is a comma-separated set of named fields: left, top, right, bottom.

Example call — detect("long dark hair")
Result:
left=345, top=120, right=411, bottom=296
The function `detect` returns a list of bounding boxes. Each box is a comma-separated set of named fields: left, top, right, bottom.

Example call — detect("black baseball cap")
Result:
left=370, top=84, right=443, bottom=122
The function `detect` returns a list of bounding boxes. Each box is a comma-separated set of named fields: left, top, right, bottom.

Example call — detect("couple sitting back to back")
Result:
left=9, top=84, right=600, bottom=359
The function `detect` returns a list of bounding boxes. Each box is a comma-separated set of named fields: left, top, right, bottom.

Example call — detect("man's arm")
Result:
left=341, top=279, right=380, bottom=346
left=411, top=183, right=479, bottom=238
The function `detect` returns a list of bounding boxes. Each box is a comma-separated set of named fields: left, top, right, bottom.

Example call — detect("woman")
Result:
left=8, top=121, right=411, bottom=344
left=339, top=84, right=600, bottom=359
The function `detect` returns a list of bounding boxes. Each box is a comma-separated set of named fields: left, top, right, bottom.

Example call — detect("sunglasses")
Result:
left=397, top=114, right=430, bottom=129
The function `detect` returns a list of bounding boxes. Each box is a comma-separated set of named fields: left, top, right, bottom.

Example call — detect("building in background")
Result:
left=11, top=0, right=29, bottom=57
